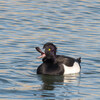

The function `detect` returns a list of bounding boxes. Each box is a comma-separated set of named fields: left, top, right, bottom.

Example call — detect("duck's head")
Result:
left=36, top=42, right=57, bottom=59
left=43, top=42, right=57, bottom=59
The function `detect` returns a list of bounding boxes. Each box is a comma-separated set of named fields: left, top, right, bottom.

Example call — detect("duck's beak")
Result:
left=35, top=47, right=46, bottom=58
left=37, top=53, right=46, bottom=58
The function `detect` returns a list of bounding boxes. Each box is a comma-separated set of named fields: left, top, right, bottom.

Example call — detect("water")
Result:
left=0, top=0, right=100, bottom=99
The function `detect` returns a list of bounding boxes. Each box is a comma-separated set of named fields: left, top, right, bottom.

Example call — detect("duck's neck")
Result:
left=43, top=55, right=56, bottom=63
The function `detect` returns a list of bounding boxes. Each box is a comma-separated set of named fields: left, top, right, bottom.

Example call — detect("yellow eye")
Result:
left=48, top=48, right=51, bottom=51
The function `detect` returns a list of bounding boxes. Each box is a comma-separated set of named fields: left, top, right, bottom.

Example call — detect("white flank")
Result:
left=63, top=62, right=80, bottom=75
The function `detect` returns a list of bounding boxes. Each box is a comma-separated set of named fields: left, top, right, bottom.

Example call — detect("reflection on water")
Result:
left=40, top=75, right=64, bottom=90
left=35, top=74, right=80, bottom=99
left=41, top=74, right=80, bottom=90
left=0, top=0, right=100, bottom=99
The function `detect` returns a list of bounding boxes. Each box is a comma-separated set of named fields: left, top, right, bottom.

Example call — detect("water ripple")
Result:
left=0, top=0, right=100, bottom=99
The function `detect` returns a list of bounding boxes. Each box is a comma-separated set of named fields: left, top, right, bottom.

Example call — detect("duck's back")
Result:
left=55, top=55, right=81, bottom=74
left=56, top=55, right=76, bottom=67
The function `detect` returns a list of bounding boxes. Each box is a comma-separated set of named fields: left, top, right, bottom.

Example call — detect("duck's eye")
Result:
left=48, top=48, right=51, bottom=51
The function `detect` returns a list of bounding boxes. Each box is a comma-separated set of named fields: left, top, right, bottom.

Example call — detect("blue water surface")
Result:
left=0, top=0, right=100, bottom=99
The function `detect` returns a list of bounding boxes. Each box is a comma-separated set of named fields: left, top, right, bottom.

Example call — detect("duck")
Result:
left=35, top=42, right=81, bottom=75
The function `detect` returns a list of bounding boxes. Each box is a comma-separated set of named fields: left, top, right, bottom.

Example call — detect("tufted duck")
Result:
left=35, top=42, right=81, bottom=75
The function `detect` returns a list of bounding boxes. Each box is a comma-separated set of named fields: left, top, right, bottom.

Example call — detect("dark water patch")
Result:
left=0, top=28, right=5, bottom=30
left=0, top=78, right=10, bottom=83
left=0, top=89, right=31, bottom=95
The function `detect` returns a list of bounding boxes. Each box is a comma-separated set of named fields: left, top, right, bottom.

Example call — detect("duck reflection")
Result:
left=37, top=74, right=80, bottom=99
left=38, top=73, right=80, bottom=90
left=40, top=75, right=64, bottom=90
